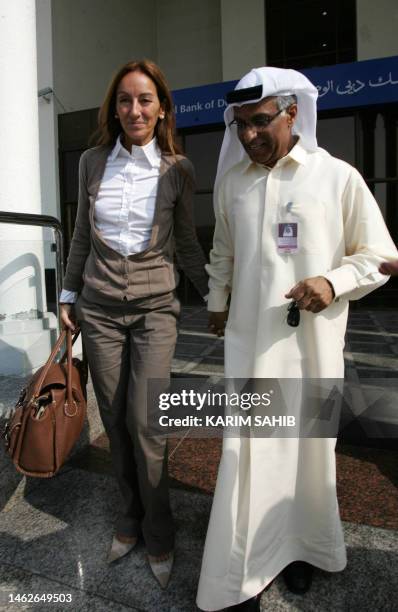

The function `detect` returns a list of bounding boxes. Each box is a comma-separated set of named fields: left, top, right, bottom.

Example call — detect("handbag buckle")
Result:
left=2, top=421, right=21, bottom=450
left=15, top=388, right=27, bottom=408
left=2, top=422, right=10, bottom=448
left=64, top=400, right=78, bottom=417
left=31, top=394, right=51, bottom=419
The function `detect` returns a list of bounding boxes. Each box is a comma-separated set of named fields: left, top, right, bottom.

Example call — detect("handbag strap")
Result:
left=32, top=328, right=81, bottom=403
left=63, top=328, right=81, bottom=410
left=32, top=330, right=67, bottom=399
left=59, top=327, right=81, bottom=363
left=67, top=328, right=73, bottom=408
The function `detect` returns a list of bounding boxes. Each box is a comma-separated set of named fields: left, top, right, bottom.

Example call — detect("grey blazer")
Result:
left=63, top=145, right=209, bottom=305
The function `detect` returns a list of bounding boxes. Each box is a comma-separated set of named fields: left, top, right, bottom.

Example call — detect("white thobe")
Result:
left=197, top=141, right=398, bottom=610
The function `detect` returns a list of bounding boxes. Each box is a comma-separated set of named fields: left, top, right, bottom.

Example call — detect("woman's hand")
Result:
left=60, top=303, right=76, bottom=331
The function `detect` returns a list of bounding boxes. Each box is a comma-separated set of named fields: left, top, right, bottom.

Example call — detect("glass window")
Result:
left=265, top=0, right=356, bottom=69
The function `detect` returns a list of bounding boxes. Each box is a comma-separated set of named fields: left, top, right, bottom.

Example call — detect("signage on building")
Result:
left=173, top=55, right=398, bottom=129
left=173, top=80, right=236, bottom=128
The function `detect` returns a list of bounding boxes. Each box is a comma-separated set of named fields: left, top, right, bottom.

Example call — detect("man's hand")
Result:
left=379, top=260, right=398, bottom=276
left=208, top=311, right=228, bottom=337
left=285, top=276, right=335, bottom=313
left=60, top=303, right=76, bottom=331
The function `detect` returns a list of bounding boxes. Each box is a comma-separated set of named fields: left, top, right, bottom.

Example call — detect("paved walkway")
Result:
left=0, top=307, right=397, bottom=611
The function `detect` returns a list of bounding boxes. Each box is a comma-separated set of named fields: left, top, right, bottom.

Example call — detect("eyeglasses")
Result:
left=228, top=109, right=284, bottom=132
left=287, top=301, right=300, bottom=327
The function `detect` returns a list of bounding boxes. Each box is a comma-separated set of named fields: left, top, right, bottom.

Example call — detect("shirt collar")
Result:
left=109, top=135, right=161, bottom=168
left=242, top=137, right=308, bottom=173
left=283, top=138, right=308, bottom=166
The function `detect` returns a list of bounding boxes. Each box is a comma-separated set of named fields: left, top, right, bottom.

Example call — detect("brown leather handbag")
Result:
left=3, top=328, right=87, bottom=477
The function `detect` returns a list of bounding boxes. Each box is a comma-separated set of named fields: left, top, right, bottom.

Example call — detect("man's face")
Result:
left=233, top=97, right=297, bottom=167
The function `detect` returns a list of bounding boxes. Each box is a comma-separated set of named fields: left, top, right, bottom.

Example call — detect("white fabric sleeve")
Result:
left=59, top=289, right=78, bottom=304
left=205, top=182, right=233, bottom=311
left=324, top=168, right=398, bottom=301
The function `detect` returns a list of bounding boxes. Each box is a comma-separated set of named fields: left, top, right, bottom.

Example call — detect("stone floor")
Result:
left=0, top=306, right=397, bottom=611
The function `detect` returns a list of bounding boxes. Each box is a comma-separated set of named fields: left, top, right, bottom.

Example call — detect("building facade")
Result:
left=0, top=0, right=397, bottom=374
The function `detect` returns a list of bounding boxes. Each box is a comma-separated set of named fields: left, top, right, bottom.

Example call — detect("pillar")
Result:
left=0, top=0, right=57, bottom=376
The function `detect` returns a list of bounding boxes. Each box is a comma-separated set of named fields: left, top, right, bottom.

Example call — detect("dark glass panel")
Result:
left=265, top=0, right=356, bottom=69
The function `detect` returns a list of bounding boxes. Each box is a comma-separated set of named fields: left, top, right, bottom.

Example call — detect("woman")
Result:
left=60, top=59, right=208, bottom=588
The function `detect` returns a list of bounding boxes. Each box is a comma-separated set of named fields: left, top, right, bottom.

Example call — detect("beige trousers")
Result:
left=75, top=291, right=179, bottom=555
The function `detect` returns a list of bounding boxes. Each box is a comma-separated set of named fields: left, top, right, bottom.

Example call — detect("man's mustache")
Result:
left=244, top=138, right=272, bottom=151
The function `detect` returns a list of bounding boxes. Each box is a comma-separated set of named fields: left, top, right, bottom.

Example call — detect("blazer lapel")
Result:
left=88, top=146, right=111, bottom=203
left=146, top=154, right=175, bottom=249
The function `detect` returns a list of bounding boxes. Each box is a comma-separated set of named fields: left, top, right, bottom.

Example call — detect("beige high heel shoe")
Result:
left=107, top=534, right=137, bottom=564
left=147, top=551, right=174, bottom=588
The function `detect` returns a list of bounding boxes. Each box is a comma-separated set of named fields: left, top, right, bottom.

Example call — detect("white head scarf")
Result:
left=216, top=67, right=319, bottom=186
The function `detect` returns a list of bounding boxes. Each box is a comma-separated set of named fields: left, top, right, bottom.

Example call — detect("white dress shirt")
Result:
left=60, top=136, right=161, bottom=303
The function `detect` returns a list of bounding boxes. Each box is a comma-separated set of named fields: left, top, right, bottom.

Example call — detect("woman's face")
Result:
left=115, top=70, right=165, bottom=148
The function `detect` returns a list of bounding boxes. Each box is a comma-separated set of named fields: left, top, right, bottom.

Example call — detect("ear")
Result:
left=159, top=102, right=166, bottom=120
left=287, top=103, right=298, bottom=126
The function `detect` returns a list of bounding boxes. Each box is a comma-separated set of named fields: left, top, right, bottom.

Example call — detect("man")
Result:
left=196, top=67, right=398, bottom=612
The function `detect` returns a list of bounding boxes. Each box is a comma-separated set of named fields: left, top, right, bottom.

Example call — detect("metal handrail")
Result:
left=0, top=211, right=64, bottom=321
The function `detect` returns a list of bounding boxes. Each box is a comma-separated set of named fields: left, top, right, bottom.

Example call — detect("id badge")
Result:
left=277, top=223, right=298, bottom=254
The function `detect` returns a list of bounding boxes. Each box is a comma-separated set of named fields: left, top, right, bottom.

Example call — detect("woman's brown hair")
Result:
left=91, top=59, right=182, bottom=155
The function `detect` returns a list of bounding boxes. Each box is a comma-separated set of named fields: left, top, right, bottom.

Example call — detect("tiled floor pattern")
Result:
left=1, top=306, right=397, bottom=610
